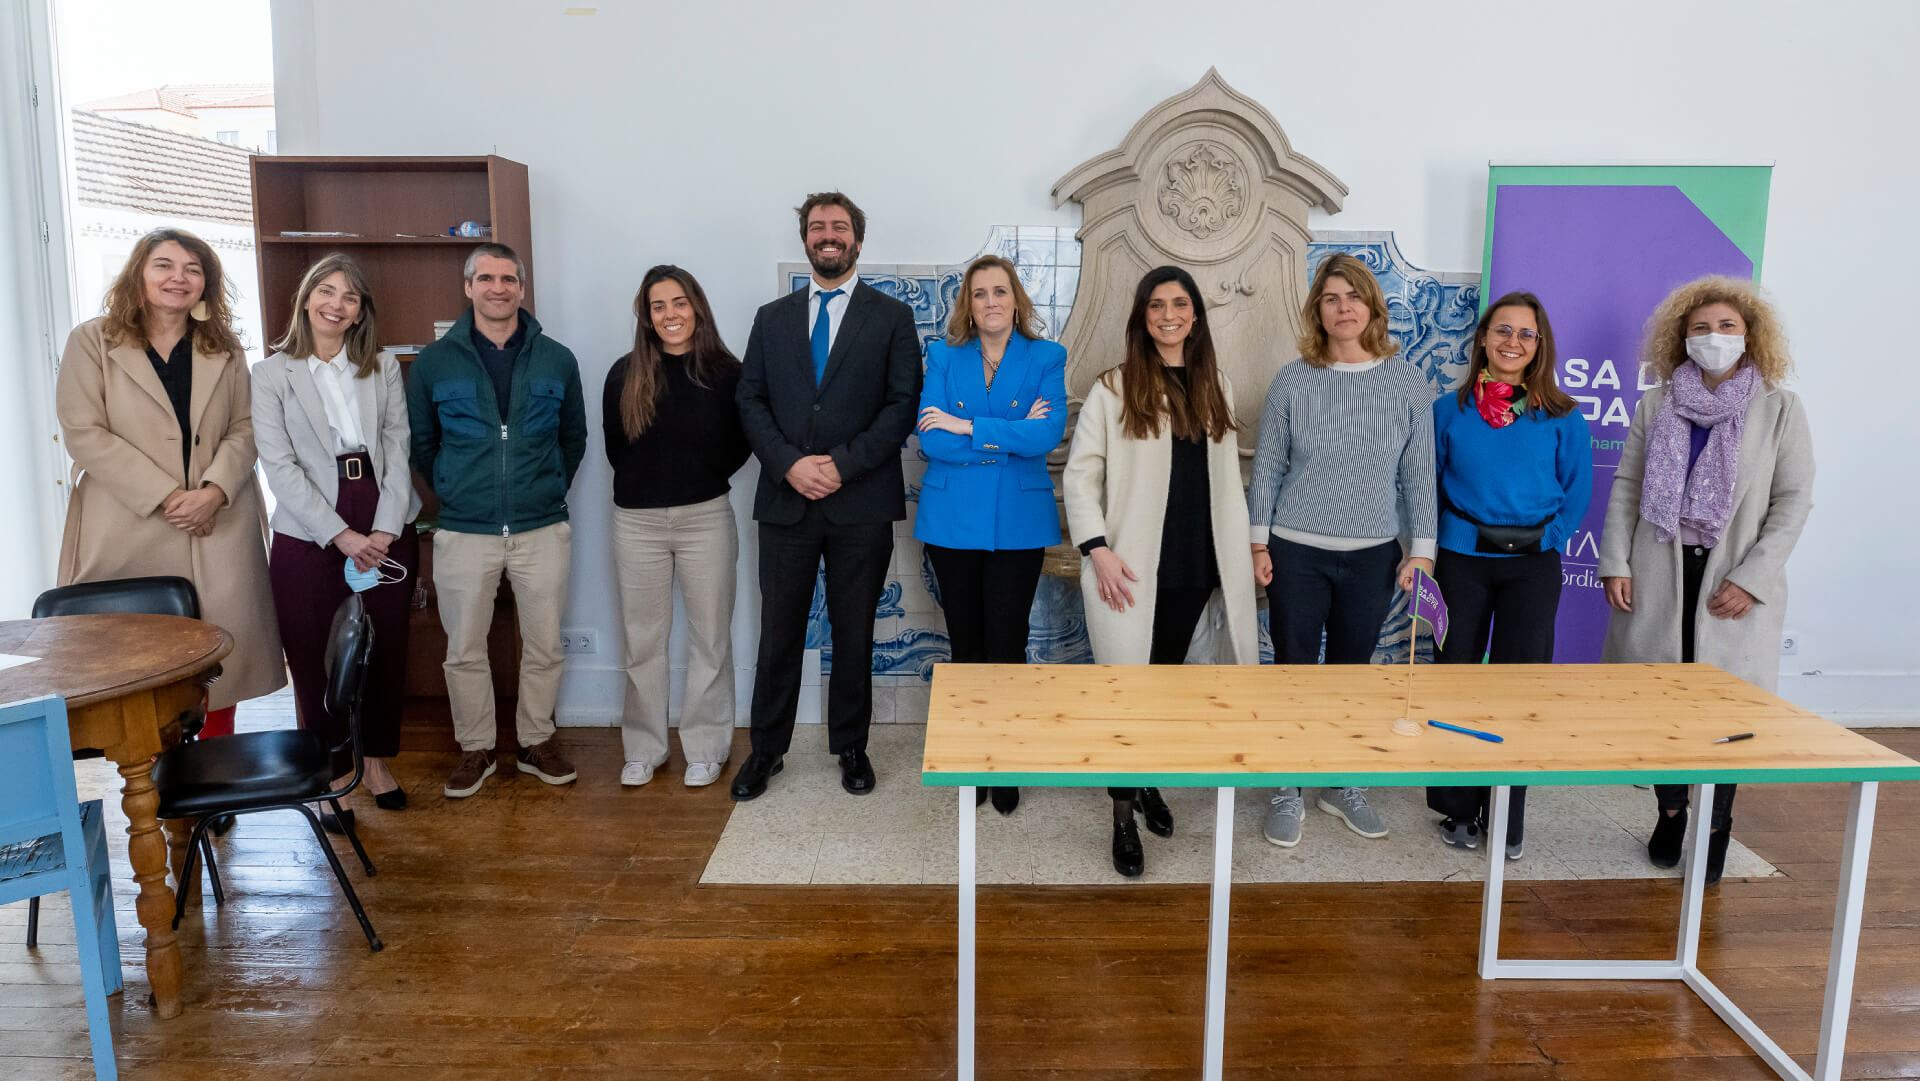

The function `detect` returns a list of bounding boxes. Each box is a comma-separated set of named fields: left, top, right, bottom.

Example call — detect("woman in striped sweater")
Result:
left=1246, top=253, right=1438, bottom=848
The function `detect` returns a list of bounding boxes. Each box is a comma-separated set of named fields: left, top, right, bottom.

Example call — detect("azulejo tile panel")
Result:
left=780, top=228, right=1479, bottom=686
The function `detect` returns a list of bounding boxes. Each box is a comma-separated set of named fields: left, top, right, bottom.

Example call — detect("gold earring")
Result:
left=189, top=300, right=210, bottom=321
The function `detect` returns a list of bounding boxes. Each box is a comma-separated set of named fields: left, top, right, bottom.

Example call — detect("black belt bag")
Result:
left=1444, top=499, right=1551, bottom=556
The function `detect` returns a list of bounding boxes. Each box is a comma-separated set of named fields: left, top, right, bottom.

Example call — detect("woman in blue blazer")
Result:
left=916, top=255, right=1068, bottom=815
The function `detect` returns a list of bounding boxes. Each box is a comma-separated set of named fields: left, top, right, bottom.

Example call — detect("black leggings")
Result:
left=1655, top=544, right=1736, bottom=830
left=1109, top=586, right=1212, bottom=801
left=1424, top=549, right=1562, bottom=844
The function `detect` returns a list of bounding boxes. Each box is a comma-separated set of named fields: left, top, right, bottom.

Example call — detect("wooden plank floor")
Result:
left=3, top=705, right=1917, bottom=1080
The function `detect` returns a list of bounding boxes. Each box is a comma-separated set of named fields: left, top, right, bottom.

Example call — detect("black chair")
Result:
left=26, top=575, right=221, bottom=948
left=153, top=594, right=384, bottom=952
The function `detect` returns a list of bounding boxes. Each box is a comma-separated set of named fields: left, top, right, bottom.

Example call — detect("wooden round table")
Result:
left=0, top=614, right=232, bottom=1020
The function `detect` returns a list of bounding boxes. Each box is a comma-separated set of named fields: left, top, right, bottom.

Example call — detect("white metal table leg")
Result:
left=1813, top=781, right=1877, bottom=1081
left=1677, top=782, right=1713, bottom=967
left=1202, top=786, right=1235, bottom=1081
left=1477, top=785, right=1511, bottom=977
left=958, top=785, right=975, bottom=1081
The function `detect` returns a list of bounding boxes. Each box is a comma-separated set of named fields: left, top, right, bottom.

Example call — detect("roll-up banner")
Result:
left=1481, top=164, right=1772, bottom=662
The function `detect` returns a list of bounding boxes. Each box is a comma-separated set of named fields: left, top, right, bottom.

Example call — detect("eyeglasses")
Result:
left=1491, top=325, right=1540, bottom=342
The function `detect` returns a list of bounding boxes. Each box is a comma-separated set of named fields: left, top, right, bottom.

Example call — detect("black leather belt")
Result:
left=336, top=452, right=372, bottom=480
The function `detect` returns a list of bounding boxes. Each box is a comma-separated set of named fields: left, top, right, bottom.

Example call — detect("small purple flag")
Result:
left=1410, top=567, right=1448, bottom=648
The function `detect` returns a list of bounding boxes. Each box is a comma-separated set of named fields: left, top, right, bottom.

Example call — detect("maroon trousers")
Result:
left=268, top=453, right=418, bottom=776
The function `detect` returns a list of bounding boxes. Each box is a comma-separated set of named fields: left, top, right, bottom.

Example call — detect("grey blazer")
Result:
left=252, top=349, right=420, bottom=546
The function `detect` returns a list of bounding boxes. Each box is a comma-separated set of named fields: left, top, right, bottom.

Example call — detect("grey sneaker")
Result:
left=1317, top=787, right=1388, bottom=839
left=1505, top=840, right=1524, bottom=861
left=1438, top=817, right=1481, bottom=850
left=443, top=750, right=496, bottom=799
left=516, top=739, right=578, bottom=785
left=1262, top=789, right=1306, bottom=847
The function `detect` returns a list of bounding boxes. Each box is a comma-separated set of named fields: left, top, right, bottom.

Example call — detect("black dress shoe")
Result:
left=990, top=787, right=1020, bottom=815
left=1704, top=824, right=1732, bottom=886
left=208, top=813, right=236, bottom=837
left=1648, top=807, right=1687, bottom=868
left=1138, top=786, right=1173, bottom=838
left=1112, top=819, right=1144, bottom=878
left=838, top=749, right=876, bottom=795
left=320, top=808, right=356, bottom=836
left=729, top=754, right=783, bottom=802
left=373, top=786, right=408, bottom=811
left=976, top=787, right=990, bottom=807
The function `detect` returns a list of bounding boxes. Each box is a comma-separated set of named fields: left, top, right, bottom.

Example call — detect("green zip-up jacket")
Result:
left=407, top=308, right=587, bottom=536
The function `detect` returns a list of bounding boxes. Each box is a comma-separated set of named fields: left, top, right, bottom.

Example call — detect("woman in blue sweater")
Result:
left=915, top=254, right=1068, bottom=815
left=1425, top=291, right=1591, bottom=858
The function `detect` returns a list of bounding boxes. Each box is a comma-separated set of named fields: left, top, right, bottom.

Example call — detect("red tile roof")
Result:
left=69, top=110, right=254, bottom=224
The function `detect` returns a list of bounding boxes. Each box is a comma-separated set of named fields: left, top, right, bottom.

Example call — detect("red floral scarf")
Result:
left=1474, top=373, right=1528, bottom=429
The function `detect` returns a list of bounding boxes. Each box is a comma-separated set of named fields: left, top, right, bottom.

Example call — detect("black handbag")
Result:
left=1443, top=497, right=1550, bottom=556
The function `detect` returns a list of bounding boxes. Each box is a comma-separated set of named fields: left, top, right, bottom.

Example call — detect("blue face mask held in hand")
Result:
left=345, top=557, right=407, bottom=593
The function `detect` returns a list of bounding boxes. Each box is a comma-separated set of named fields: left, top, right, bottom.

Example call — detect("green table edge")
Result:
left=921, top=765, right=1920, bottom=788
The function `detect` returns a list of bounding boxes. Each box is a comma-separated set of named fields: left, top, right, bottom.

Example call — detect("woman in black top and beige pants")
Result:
left=604, top=265, right=752, bottom=788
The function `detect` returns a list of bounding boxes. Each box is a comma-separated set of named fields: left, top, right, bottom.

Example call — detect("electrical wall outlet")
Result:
left=560, top=629, right=599, bottom=655
left=1780, top=630, right=1800, bottom=657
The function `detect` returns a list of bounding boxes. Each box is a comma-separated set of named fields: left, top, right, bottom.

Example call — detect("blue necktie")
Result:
left=811, top=288, right=843, bottom=384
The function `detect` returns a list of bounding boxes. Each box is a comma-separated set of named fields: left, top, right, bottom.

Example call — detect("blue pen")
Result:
left=1428, top=720, right=1504, bottom=743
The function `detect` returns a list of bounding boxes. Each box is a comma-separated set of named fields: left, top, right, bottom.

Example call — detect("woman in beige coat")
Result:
left=56, top=228, right=285, bottom=732
left=1600, top=275, right=1813, bottom=884
left=1064, top=265, right=1259, bottom=878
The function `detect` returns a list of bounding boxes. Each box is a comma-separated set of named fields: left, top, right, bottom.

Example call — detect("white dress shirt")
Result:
left=307, top=352, right=370, bottom=454
left=807, top=272, right=859, bottom=355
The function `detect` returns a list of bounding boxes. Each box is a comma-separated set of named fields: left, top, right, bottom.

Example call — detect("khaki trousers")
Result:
left=433, top=521, right=571, bottom=752
left=612, top=495, right=738, bottom=766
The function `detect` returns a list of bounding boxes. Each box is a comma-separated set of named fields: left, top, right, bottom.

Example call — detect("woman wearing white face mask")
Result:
left=1599, top=275, right=1812, bottom=885
left=255, top=254, right=421, bottom=821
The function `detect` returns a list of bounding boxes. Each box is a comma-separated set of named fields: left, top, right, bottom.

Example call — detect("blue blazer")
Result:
left=913, top=334, right=1068, bottom=550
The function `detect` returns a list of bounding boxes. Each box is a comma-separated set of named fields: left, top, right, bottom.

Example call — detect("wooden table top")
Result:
left=0, top=615, right=233, bottom=710
left=921, top=663, right=1920, bottom=788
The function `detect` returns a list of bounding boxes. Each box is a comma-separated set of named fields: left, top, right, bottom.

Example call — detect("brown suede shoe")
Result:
left=443, top=750, right=496, bottom=799
left=516, top=739, right=578, bottom=785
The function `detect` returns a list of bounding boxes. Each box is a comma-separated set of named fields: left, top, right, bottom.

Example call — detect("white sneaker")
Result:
left=620, top=760, right=659, bottom=787
left=684, top=761, right=726, bottom=788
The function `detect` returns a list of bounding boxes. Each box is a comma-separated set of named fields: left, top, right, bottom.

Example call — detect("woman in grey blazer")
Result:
left=254, top=254, right=422, bottom=817
left=1600, top=275, right=1813, bottom=884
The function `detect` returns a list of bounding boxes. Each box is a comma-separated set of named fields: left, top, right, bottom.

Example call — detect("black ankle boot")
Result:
left=1111, top=819, right=1144, bottom=877
left=1648, top=808, right=1687, bottom=868
left=990, top=787, right=1019, bottom=815
left=1138, top=787, right=1173, bottom=837
left=1705, top=824, right=1732, bottom=886
left=976, top=787, right=990, bottom=807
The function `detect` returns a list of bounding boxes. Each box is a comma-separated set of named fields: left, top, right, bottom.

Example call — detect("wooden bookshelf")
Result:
left=249, top=155, right=534, bottom=723
left=249, top=155, right=533, bottom=349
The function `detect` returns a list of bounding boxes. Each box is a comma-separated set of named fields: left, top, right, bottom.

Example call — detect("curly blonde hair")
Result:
left=1642, top=275, right=1792, bottom=386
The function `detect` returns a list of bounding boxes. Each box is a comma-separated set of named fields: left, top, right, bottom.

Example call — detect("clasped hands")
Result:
left=786, top=455, right=842, bottom=500
left=1604, top=576, right=1755, bottom=620
left=161, top=484, right=226, bottom=537
left=917, top=397, right=1052, bottom=437
left=334, top=528, right=399, bottom=572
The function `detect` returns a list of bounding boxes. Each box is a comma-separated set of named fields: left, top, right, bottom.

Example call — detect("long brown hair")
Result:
left=1296, top=252, right=1396, bottom=367
left=1456, top=291, right=1577, bottom=418
left=943, top=255, right=1045, bottom=345
left=1101, top=265, right=1236, bottom=442
left=272, top=253, right=381, bottom=377
left=620, top=265, right=738, bottom=439
left=101, top=227, right=243, bottom=358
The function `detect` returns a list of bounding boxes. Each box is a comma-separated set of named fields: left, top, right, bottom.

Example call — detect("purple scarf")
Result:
left=1641, top=361, right=1759, bottom=546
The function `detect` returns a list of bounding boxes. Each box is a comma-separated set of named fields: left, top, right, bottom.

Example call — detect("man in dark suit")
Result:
left=732, top=191, right=922, bottom=801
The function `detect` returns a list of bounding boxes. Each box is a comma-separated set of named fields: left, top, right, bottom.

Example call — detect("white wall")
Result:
left=269, top=0, right=1920, bottom=721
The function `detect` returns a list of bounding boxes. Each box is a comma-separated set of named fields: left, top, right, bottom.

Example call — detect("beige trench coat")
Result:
left=55, top=316, right=286, bottom=709
left=1063, top=368, right=1259, bottom=665
left=1598, top=382, right=1814, bottom=693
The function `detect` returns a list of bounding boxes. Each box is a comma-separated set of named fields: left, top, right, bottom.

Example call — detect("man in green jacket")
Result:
left=408, top=243, right=587, bottom=798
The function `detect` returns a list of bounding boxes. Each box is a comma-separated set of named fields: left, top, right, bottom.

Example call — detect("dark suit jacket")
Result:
left=736, top=280, right=923, bottom=525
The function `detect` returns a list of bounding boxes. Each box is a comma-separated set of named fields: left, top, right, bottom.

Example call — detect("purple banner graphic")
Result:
left=1410, top=566, right=1448, bottom=649
left=1486, top=184, right=1755, bottom=662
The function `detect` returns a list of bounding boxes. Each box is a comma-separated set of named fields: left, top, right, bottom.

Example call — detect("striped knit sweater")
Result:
left=1246, top=357, right=1438, bottom=553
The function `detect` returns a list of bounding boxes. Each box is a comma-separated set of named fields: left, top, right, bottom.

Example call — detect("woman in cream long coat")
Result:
left=56, top=228, right=284, bottom=717
left=1063, top=265, right=1258, bottom=879
left=1600, top=275, right=1813, bottom=884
